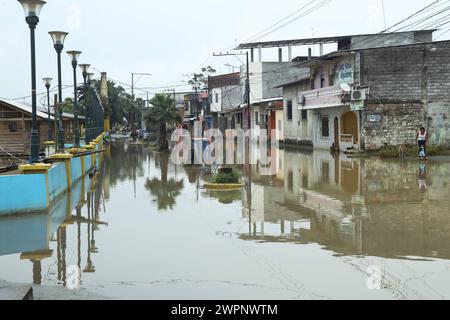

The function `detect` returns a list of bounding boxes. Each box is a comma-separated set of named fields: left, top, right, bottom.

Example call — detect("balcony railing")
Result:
left=299, top=85, right=346, bottom=110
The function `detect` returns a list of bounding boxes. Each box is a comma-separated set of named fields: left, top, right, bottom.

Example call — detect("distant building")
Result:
left=208, top=72, right=241, bottom=131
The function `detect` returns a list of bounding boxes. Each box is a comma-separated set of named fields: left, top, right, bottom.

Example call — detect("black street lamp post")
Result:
left=67, top=50, right=82, bottom=147
left=49, top=31, right=69, bottom=151
left=79, top=64, right=90, bottom=144
left=18, top=0, right=46, bottom=163
left=42, top=77, right=52, bottom=141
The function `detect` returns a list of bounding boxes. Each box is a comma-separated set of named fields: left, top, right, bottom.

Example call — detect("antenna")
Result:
left=381, top=0, right=387, bottom=29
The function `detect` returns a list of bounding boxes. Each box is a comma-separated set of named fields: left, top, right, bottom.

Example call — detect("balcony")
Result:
left=299, top=85, right=347, bottom=110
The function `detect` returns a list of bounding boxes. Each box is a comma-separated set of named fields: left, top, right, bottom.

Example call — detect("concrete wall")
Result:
left=243, top=62, right=309, bottom=103
left=70, top=157, right=83, bottom=184
left=48, top=163, right=68, bottom=200
left=310, top=107, right=344, bottom=150
left=275, top=109, right=284, bottom=141
left=0, top=174, right=48, bottom=214
left=222, top=85, right=242, bottom=112
left=283, top=84, right=312, bottom=145
left=0, top=134, right=103, bottom=216
left=211, top=85, right=241, bottom=114
left=210, top=88, right=222, bottom=113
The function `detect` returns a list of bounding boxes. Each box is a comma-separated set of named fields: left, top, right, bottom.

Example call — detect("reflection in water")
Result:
left=240, top=149, right=450, bottom=260
left=2, top=141, right=450, bottom=299
left=0, top=148, right=110, bottom=287
left=145, top=153, right=184, bottom=211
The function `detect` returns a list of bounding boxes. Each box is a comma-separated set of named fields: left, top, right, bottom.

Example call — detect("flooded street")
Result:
left=1, top=140, right=450, bottom=300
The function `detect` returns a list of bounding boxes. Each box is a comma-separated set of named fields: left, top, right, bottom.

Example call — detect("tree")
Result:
left=145, top=153, right=184, bottom=211
left=188, top=66, right=216, bottom=91
left=144, top=93, right=182, bottom=151
left=61, top=97, right=74, bottom=114
left=95, top=80, right=128, bottom=125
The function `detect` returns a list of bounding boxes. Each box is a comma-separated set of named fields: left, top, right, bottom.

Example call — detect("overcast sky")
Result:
left=0, top=0, right=444, bottom=104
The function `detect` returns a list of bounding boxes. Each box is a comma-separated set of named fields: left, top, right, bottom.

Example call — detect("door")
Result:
left=342, top=112, right=358, bottom=144
left=334, top=117, right=339, bottom=147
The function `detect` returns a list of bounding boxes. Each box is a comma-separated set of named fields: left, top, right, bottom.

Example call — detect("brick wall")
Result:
left=361, top=41, right=450, bottom=103
left=362, top=103, right=425, bottom=150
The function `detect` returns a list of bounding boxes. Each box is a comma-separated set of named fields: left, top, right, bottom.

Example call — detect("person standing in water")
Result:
left=416, top=127, right=429, bottom=159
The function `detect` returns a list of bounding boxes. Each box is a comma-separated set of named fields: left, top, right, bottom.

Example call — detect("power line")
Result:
left=249, top=0, right=334, bottom=42
left=242, top=0, right=320, bottom=43
left=382, top=0, right=442, bottom=33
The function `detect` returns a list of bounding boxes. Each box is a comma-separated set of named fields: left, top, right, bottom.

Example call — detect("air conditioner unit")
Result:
left=351, top=89, right=367, bottom=101
left=298, top=93, right=306, bottom=106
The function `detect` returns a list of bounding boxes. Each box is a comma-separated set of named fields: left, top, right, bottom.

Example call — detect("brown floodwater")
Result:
left=1, top=140, right=450, bottom=300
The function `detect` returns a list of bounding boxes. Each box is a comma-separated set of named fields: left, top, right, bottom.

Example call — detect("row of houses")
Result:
left=186, top=29, right=450, bottom=152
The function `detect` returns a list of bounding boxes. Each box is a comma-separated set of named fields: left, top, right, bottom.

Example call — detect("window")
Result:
left=255, top=111, right=259, bottom=125
left=287, top=100, right=293, bottom=120
left=301, top=109, right=307, bottom=120
left=215, top=93, right=219, bottom=104
left=322, top=116, right=330, bottom=138
left=8, top=122, right=17, bottom=133
left=320, top=74, right=326, bottom=88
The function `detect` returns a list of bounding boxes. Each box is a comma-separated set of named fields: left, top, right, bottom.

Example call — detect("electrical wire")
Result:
left=242, top=0, right=321, bottom=44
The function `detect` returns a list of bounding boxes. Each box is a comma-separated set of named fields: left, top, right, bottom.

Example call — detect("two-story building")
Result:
left=277, top=30, right=450, bottom=151
left=207, top=72, right=241, bottom=131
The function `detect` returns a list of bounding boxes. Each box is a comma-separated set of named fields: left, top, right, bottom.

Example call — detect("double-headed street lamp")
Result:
left=49, top=31, right=69, bottom=151
left=67, top=50, right=82, bottom=147
left=42, top=77, right=52, bottom=141
left=18, top=0, right=46, bottom=163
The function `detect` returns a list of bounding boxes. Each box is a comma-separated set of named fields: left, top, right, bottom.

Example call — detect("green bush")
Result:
left=376, top=145, right=450, bottom=158
left=213, top=171, right=241, bottom=184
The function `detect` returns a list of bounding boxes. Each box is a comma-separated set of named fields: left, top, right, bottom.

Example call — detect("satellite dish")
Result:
left=340, top=83, right=352, bottom=93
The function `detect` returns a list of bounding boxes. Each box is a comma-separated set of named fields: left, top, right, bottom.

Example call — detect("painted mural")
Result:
left=334, top=59, right=353, bottom=85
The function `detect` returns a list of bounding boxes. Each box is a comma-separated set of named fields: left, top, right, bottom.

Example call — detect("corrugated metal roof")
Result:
left=236, top=30, right=436, bottom=49
left=0, top=99, right=55, bottom=120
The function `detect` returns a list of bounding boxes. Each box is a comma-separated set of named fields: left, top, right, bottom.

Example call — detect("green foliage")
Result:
left=144, top=154, right=184, bottom=211
left=94, top=80, right=134, bottom=125
left=376, top=145, right=450, bottom=158
left=144, top=93, right=182, bottom=150
left=213, top=171, right=241, bottom=184
left=188, top=66, right=216, bottom=91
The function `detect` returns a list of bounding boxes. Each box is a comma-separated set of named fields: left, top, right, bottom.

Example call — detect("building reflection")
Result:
left=240, top=149, right=450, bottom=260
left=0, top=148, right=110, bottom=286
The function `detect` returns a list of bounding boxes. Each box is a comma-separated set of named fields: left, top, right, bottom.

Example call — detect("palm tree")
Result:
left=144, top=93, right=182, bottom=151
left=144, top=153, right=184, bottom=211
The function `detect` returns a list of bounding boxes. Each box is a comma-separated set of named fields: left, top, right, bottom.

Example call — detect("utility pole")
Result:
left=194, top=74, right=199, bottom=117
left=131, top=72, right=152, bottom=132
left=213, top=51, right=251, bottom=129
